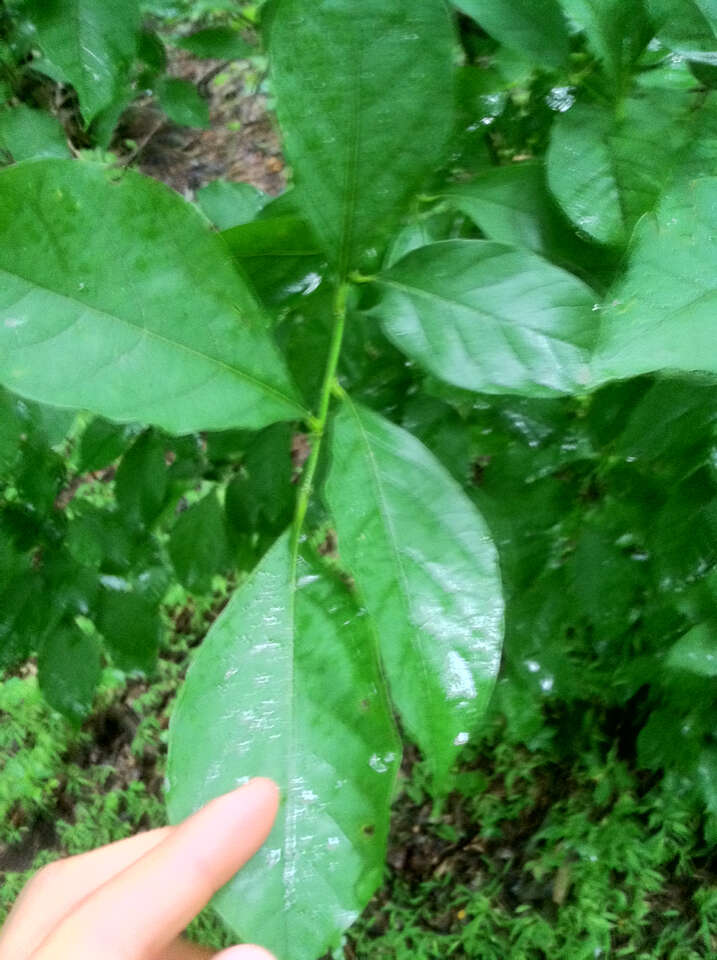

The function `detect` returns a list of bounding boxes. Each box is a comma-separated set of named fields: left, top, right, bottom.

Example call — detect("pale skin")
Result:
left=0, top=778, right=280, bottom=960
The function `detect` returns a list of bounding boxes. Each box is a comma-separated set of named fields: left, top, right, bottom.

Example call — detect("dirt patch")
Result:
left=120, top=51, right=285, bottom=197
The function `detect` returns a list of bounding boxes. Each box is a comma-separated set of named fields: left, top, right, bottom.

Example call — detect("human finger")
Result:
left=31, top=778, right=279, bottom=960
left=0, top=828, right=170, bottom=960
left=215, top=948, right=276, bottom=960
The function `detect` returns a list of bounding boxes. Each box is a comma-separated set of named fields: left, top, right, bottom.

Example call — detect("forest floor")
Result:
left=1, top=34, right=716, bottom=960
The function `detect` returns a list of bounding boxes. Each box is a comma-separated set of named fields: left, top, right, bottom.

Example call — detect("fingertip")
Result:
left=215, top=946, right=277, bottom=960
left=244, top=777, right=280, bottom=809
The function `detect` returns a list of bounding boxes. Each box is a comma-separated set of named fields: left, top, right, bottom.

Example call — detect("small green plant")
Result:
left=0, top=0, right=258, bottom=160
left=1, top=0, right=716, bottom=957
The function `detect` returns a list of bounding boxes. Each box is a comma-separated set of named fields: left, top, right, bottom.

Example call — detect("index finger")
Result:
left=32, top=778, right=280, bottom=960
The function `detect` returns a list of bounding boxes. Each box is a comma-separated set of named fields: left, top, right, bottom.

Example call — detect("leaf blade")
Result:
left=268, top=0, right=455, bottom=275
left=325, top=399, right=504, bottom=786
left=167, top=533, right=399, bottom=959
left=0, top=159, right=305, bottom=433
left=22, top=0, right=141, bottom=122
left=371, top=239, right=597, bottom=397
left=592, top=176, right=717, bottom=383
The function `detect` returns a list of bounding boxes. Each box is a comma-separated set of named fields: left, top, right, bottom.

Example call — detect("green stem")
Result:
left=290, top=281, right=349, bottom=564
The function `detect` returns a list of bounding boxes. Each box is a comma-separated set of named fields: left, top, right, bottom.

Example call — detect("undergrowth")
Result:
left=1, top=599, right=714, bottom=958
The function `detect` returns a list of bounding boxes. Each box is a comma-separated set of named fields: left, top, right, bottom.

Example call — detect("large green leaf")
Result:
left=22, top=0, right=141, bottom=122
left=454, top=0, right=570, bottom=67
left=325, top=399, right=504, bottom=786
left=592, top=177, right=717, bottom=383
left=0, top=159, right=304, bottom=433
left=370, top=239, right=596, bottom=396
left=268, top=0, right=455, bottom=276
left=167, top=534, right=399, bottom=959
left=547, top=90, right=696, bottom=246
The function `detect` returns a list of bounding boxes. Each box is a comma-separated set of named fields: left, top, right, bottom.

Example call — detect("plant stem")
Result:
left=290, top=281, right=349, bottom=564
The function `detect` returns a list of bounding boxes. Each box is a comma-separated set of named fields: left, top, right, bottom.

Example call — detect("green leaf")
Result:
left=173, top=26, right=253, bottom=60
left=167, top=534, right=399, bottom=959
left=371, top=239, right=596, bottom=397
left=559, top=0, right=652, bottom=91
left=96, top=583, right=160, bottom=674
left=666, top=624, right=717, bottom=678
left=547, top=91, right=696, bottom=246
left=0, top=105, right=70, bottom=162
left=0, top=159, right=305, bottom=433
left=0, top=388, right=26, bottom=477
left=38, top=626, right=101, bottom=724
left=269, top=0, right=455, bottom=276
left=197, top=179, right=268, bottom=231
left=454, top=0, right=570, bottom=67
left=225, top=422, right=295, bottom=535
left=442, top=163, right=557, bottom=257
left=221, top=210, right=325, bottom=308
left=157, top=78, right=210, bottom=129
left=79, top=417, right=141, bottom=473
left=648, top=0, right=717, bottom=63
left=592, top=177, right=717, bottom=383
left=22, top=0, right=141, bottom=122
left=115, top=431, right=168, bottom=532
left=325, top=399, right=504, bottom=786
left=169, top=490, right=233, bottom=593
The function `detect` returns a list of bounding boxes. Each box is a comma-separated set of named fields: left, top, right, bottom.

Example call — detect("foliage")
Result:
left=1, top=0, right=716, bottom=957
left=0, top=0, right=256, bottom=158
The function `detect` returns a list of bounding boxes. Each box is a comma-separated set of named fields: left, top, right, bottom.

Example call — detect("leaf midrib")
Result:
left=343, top=398, right=437, bottom=737
left=0, top=266, right=305, bottom=414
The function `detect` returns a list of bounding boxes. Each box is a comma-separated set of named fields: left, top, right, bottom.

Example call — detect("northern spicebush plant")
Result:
left=1, top=0, right=716, bottom=957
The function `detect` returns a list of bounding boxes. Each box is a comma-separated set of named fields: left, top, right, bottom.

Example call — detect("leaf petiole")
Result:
left=290, top=280, right=350, bottom=563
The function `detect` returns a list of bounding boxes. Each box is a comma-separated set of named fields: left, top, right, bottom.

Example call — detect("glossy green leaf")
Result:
left=0, top=105, right=70, bottom=162
left=167, top=534, right=399, bottom=959
left=169, top=490, right=233, bottom=593
left=174, top=26, right=253, bottom=60
left=268, top=0, right=455, bottom=275
left=197, top=180, right=268, bottom=231
left=592, top=177, right=717, bottom=383
left=0, top=159, right=304, bottom=432
left=157, top=78, right=210, bottom=129
left=22, top=0, right=141, bottom=121
left=371, top=239, right=596, bottom=397
left=96, top=584, right=160, bottom=675
left=666, top=624, right=717, bottom=678
left=454, top=0, right=570, bottom=67
left=38, top=626, right=101, bottom=724
left=325, top=399, right=504, bottom=786
left=115, top=431, right=168, bottom=532
left=547, top=91, right=695, bottom=246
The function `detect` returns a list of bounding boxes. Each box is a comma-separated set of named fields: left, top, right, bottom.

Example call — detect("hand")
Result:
left=0, top=778, right=279, bottom=960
